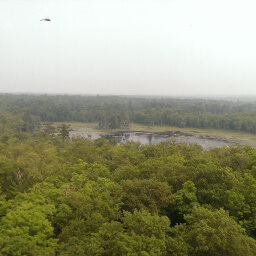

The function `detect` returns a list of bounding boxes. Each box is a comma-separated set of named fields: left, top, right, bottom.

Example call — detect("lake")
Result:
left=70, top=130, right=231, bottom=149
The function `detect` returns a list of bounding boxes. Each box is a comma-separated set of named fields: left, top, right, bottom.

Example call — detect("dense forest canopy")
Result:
left=1, top=94, right=256, bottom=132
left=2, top=94, right=256, bottom=255
left=1, top=129, right=256, bottom=255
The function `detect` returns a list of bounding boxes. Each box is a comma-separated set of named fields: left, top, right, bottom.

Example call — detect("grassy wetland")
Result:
left=50, top=122, right=256, bottom=148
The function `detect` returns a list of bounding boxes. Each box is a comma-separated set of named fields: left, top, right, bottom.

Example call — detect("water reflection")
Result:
left=70, top=130, right=231, bottom=149
left=103, top=132, right=230, bottom=149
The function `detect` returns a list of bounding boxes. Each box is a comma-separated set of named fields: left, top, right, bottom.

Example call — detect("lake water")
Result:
left=70, top=130, right=231, bottom=149
left=119, top=133, right=229, bottom=148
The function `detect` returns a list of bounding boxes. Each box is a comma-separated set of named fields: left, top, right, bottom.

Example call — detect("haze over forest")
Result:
left=1, top=0, right=256, bottom=96
left=3, top=1, right=256, bottom=255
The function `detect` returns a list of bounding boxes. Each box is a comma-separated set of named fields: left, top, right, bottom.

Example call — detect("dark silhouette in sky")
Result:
left=40, top=18, right=51, bottom=21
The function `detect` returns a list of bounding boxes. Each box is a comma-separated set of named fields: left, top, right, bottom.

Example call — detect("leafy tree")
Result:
left=83, top=210, right=171, bottom=256
left=0, top=201, right=57, bottom=255
left=121, top=179, right=173, bottom=213
left=225, top=173, right=256, bottom=235
left=58, top=124, right=70, bottom=140
left=170, top=207, right=256, bottom=256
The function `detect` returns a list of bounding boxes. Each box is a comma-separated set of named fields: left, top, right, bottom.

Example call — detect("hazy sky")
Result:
left=1, top=0, right=256, bottom=96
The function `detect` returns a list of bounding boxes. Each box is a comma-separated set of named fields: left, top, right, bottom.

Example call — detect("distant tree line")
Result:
left=1, top=94, right=256, bottom=132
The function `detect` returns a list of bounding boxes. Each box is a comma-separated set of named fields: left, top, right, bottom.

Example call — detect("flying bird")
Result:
left=40, top=18, right=51, bottom=21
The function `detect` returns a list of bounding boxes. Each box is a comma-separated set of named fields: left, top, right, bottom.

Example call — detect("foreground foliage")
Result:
left=1, top=130, right=256, bottom=255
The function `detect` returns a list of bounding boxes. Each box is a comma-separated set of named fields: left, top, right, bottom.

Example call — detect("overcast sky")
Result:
left=1, top=0, right=256, bottom=96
